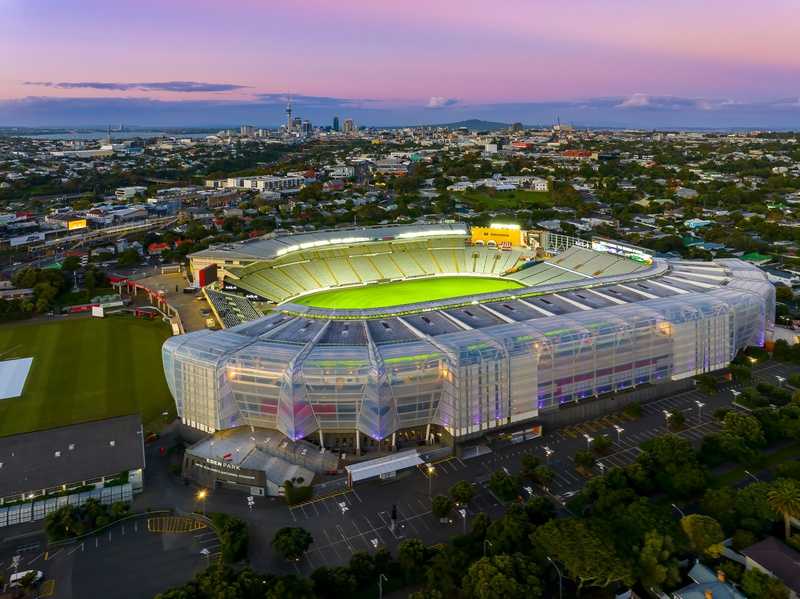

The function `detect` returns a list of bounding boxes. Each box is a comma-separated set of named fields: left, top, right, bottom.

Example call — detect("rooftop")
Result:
left=0, top=415, right=144, bottom=499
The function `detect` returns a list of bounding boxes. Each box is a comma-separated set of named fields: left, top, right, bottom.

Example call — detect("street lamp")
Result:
left=459, top=508, right=468, bottom=534
left=547, top=556, right=563, bottom=599
left=196, top=489, right=208, bottom=516
left=378, top=574, right=388, bottom=599
left=483, top=539, right=493, bottom=557
left=776, top=375, right=786, bottom=387
left=426, top=463, right=435, bottom=498
left=613, top=424, right=624, bottom=443
left=695, top=400, right=705, bottom=422
left=543, top=446, right=554, bottom=464
left=583, top=433, right=594, bottom=449
left=671, top=503, right=686, bottom=518
left=662, top=410, right=672, bottom=429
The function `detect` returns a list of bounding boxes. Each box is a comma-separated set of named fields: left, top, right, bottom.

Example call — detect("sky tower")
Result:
left=285, top=94, right=293, bottom=131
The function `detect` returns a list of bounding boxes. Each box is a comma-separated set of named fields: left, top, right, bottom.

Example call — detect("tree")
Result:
left=117, top=248, right=141, bottom=266
left=768, top=479, right=800, bottom=540
left=310, top=567, right=357, bottom=599
left=347, top=552, right=375, bottom=587
left=486, top=507, right=531, bottom=555
left=488, top=470, right=521, bottom=502
left=667, top=411, right=686, bottom=431
left=533, top=518, right=635, bottom=591
left=450, top=480, right=475, bottom=505
left=460, top=554, right=542, bottom=599
left=432, top=495, right=454, bottom=522
left=729, top=364, right=752, bottom=384
left=272, top=527, right=313, bottom=561
left=592, top=435, right=613, bottom=455
left=741, top=567, right=791, bottom=599
left=696, top=374, right=719, bottom=395
left=680, top=514, right=725, bottom=558
left=62, top=255, right=81, bottom=271
left=623, top=401, right=642, bottom=419
left=735, top=482, right=778, bottom=534
left=398, top=538, right=428, bottom=582
left=724, top=412, right=766, bottom=447
left=533, top=465, right=555, bottom=488
left=210, top=512, right=248, bottom=563
left=700, top=487, right=737, bottom=532
left=574, top=449, right=595, bottom=471
left=520, top=453, right=541, bottom=482
left=524, top=496, right=556, bottom=526
left=637, top=531, right=681, bottom=590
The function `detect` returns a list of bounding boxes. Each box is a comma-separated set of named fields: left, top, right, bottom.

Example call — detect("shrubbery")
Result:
left=45, top=499, right=129, bottom=541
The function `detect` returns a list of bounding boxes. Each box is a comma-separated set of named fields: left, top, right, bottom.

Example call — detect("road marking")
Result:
left=336, top=524, right=354, bottom=552
left=67, top=543, right=84, bottom=556
left=28, top=552, right=44, bottom=564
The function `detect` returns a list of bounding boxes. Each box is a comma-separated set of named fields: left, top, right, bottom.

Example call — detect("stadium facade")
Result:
left=163, top=224, right=775, bottom=449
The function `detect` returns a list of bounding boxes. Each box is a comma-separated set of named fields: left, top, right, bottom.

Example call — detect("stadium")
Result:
left=163, top=223, right=775, bottom=453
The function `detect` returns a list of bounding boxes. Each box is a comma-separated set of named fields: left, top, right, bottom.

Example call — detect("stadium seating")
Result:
left=205, top=288, right=262, bottom=328
left=231, top=242, right=526, bottom=303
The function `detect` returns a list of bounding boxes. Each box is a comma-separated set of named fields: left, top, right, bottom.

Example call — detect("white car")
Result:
left=9, top=569, right=43, bottom=587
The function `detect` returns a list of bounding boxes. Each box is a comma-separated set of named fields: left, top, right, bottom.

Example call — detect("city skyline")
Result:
left=1, top=0, right=799, bottom=127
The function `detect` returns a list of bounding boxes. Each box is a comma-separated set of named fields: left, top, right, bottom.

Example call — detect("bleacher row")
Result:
left=508, top=246, right=650, bottom=286
left=233, top=244, right=527, bottom=304
left=205, top=288, right=262, bottom=328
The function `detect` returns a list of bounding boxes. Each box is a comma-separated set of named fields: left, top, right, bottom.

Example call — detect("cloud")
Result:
left=616, top=93, right=652, bottom=108
left=253, top=93, right=382, bottom=109
left=24, top=81, right=248, bottom=93
left=613, top=94, right=742, bottom=112
left=426, top=96, right=459, bottom=109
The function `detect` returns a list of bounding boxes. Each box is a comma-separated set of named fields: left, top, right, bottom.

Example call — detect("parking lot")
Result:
left=266, top=361, right=800, bottom=574
left=0, top=515, right=218, bottom=599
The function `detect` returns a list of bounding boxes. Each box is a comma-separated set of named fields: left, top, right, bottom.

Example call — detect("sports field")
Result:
left=292, top=276, right=524, bottom=309
left=0, top=316, right=174, bottom=437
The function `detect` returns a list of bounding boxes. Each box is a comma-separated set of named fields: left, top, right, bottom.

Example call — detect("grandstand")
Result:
left=165, top=225, right=775, bottom=447
left=204, top=288, right=262, bottom=328
left=191, top=224, right=531, bottom=305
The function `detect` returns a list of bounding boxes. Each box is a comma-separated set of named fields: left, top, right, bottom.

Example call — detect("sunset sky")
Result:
left=1, top=0, right=799, bottom=127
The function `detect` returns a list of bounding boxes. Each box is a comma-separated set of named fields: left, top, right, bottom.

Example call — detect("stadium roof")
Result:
left=0, top=415, right=144, bottom=498
left=191, top=223, right=469, bottom=263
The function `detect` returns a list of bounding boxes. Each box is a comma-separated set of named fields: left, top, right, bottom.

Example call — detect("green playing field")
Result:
left=0, top=316, right=174, bottom=437
left=291, top=276, right=524, bottom=309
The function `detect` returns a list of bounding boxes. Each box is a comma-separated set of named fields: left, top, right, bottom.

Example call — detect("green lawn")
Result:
left=292, top=276, right=524, bottom=309
left=0, top=316, right=174, bottom=436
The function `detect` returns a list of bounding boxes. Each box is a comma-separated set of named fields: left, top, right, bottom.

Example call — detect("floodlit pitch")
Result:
left=292, top=276, right=524, bottom=309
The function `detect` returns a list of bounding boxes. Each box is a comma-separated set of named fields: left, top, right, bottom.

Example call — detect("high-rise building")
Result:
left=332, top=116, right=340, bottom=132
left=301, top=120, right=313, bottom=136
left=342, top=118, right=355, bottom=134
left=240, top=125, right=255, bottom=137
left=292, top=117, right=302, bottom=132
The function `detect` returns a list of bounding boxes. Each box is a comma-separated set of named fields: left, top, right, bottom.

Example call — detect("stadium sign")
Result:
left=206, top=458, right=241, bottom=471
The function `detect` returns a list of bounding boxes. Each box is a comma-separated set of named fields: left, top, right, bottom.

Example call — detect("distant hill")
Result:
left=431, top=119, right=511, bottom=131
